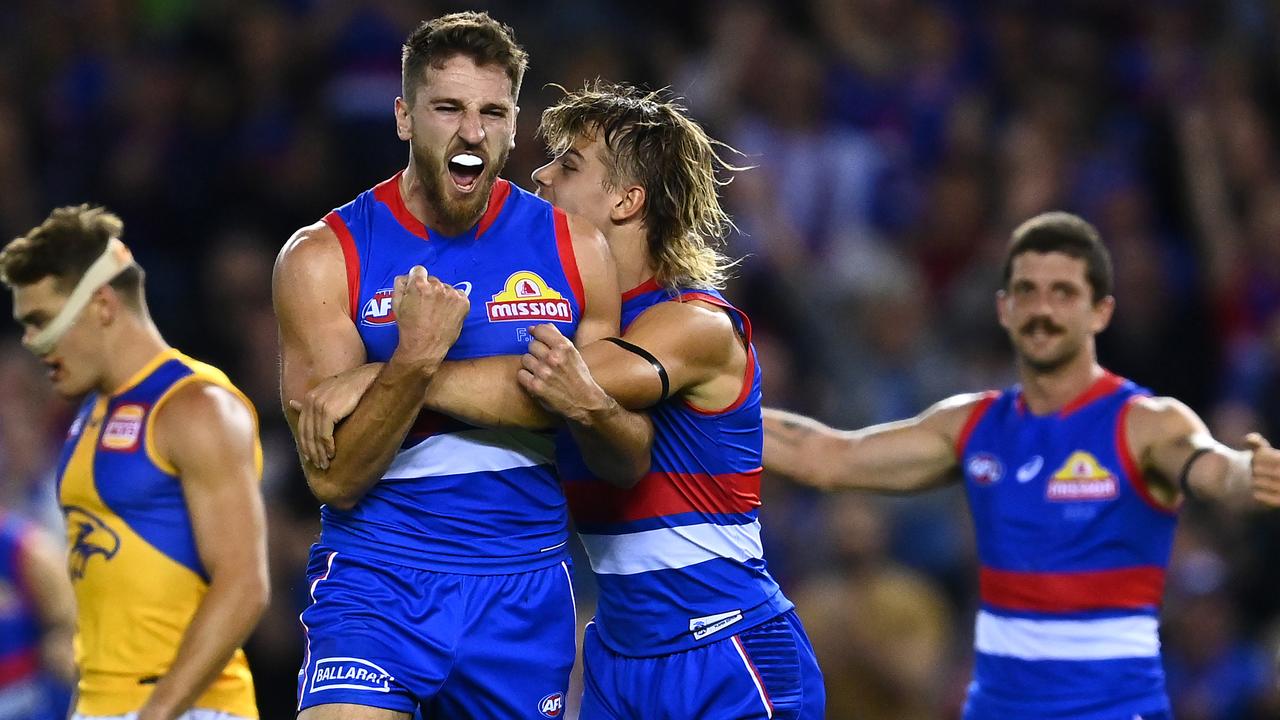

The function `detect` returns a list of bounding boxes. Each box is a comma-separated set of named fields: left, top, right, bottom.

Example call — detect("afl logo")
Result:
left=967, top=453, right=1004, bottom=485
left=538, top=692, right=564, bottom=717
left=360, top=288, right=396, bottom=326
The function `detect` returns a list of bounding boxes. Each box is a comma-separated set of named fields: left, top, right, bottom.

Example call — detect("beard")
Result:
left=411, top=141, right=510, bottom=234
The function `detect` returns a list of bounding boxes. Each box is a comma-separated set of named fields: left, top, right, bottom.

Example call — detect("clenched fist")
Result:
left=391, top=265, right=469, bottom=373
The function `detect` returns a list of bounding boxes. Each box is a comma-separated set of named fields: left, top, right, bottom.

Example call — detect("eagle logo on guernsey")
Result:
left=1046, top=451, right=1119, bottom=501
left=100, top=404, right=146, bottom=451
left=486, top=271, right=573, bottom=323
left=65, top=506, right=121, bottom=579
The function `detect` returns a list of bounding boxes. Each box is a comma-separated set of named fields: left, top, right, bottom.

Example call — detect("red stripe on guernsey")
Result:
left=622, top=277, right=662, bottom=302
left=475, top=179, right=511, bottom=238
left=1060, top=370, right=1126, bottom=416
left=0, top=650, right=37, bottom=684
left=567, top=468, right=763, bottom=524
left=373, top=171, right=429, bottom=239
left=980, top=565, right=1166, bottom=612
left=553, top=208, right=586, bottom=313
left=1117, top=396, right=1180, bottom=515
left=955, top=391, right=999, bottom=459
left=322, top=212, right=361, bottom=323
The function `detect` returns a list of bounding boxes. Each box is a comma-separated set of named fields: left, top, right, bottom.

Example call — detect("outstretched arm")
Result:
left=275, top=222, right=467, bottom=509
left=1127, top=395, right=1280, bottom=506
left=762, top=394, right=987, bottom=494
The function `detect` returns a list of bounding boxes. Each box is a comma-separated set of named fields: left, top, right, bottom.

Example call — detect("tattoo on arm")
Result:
left=764, top=419, right=816, bottom=446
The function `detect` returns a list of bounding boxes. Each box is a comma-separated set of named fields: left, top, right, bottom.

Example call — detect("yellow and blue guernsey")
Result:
left=55, top=348, right=260, bottom=718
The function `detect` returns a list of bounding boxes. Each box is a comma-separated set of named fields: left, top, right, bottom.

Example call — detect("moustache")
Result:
left=1020, top=317, right=1065, bottom=335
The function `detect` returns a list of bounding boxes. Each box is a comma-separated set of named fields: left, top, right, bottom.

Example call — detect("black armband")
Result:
left=602, top=337, right=669, bottom=404
left=1178, top=447, right=1213, bottom=502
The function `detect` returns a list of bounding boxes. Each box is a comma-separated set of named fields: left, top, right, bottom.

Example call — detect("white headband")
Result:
left=26, top=238, right=135, bottom=355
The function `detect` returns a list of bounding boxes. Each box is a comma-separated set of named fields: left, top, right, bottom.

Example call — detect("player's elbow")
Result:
left=238, top=572, right=272, bottom=623
left=306, top=470, right=363, bottom=511
left=600, top=455, right=651, bottom=489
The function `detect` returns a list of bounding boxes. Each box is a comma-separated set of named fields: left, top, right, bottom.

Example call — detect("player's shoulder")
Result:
left=153, top=379, right=256, bottom=465
left=929, top=391, right=1000, bottom=417
left=1123, top=394, right=1202, bottom=441
left=276, top=220, right=342, bottom=274
left=273, top=219, right=348, bottom=310
left=921, top=391, right=1001, bottom=435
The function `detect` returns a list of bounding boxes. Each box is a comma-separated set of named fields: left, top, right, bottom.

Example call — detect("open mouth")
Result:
left=447, top=153, right=485, bottom=193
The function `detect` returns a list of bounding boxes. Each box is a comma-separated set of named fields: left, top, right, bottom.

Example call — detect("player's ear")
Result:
left=395, top=97, right=413, bottom=141
left=995, top=289, right=1011, bottom=331
left=611, top=185, right=645, bottom=223
left=1091, top=295, right=1116, bottom=333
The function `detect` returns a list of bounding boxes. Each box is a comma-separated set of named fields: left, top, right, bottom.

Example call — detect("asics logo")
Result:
left=1016, top=455, right=1044, bottom=483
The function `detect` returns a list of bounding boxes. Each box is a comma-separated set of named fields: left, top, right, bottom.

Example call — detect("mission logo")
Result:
left=486, top=271, right=573, bottom=323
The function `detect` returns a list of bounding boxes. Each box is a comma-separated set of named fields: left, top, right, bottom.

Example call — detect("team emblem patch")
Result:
left=65, top=506, right=121, bottom=579
left=360, top=287, right=397, bottom=326
left=100, top=404, right=146, bottom=451
left=486, top=271, right=573, bottom=323
left=690, top=609, right=744, bottom=640
left=1046, top=451, right=1118, bottom=501
left=311, top=657, right=394, bottom=693
left=967, top=453, right=1004, bottom=485
left=538, top=691, right=565, bottom=718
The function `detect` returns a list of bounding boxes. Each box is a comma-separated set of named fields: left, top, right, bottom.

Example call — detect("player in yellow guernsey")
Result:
left=0, top=205, right=269, bottom=720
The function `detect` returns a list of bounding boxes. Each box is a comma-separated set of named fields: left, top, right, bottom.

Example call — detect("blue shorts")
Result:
left=579, top=609, right=824, bottom=720
left=296, top=546, right=577, bottom=718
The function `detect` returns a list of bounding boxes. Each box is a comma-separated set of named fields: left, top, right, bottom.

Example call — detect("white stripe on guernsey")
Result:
left=731, top=635, right=774, bottom=719
left=383, top=429, right=553, bottom=479
left=580, top=521, right=764, bottom=575
left=975, top=610, right=1160, bottom=660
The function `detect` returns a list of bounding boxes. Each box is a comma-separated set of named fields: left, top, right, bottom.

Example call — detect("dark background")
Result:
left=1, top=1, right=1278, bottom=718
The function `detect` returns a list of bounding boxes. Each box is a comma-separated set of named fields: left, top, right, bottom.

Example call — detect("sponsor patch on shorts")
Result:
left=311, top=657, right=395, bottom=693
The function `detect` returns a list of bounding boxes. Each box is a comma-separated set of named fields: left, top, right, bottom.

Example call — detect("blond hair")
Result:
left=539, top=82, right=744, bottom=289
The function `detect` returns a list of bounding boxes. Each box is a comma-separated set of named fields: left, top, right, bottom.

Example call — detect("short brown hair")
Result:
left=1002, top=211, right=1113, bottom=302
left=540, top=82, right=743, bottom=289
left=401, top=12, right=528, bottom=105
left=0, top=204, right=145, bottom=307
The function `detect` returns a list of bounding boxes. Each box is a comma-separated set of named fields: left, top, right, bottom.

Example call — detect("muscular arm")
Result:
left=1126, top=396, right=1280, bottom=506
left=761, top=394, right=986, bottom=493
left=18, top=527, right=76, bottom=685
left=275, top=222, right=438, bottom=509
left=138, top=384, right=268, bottom=720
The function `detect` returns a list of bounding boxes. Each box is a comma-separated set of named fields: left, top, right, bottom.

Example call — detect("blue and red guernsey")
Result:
left=321, top=172, right=585, bottom=573
left=559, top=279, right=792, bottom=657
left=0, top=513, right=40, bottom=693
left=956, top=371, right=1177, bottom=720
